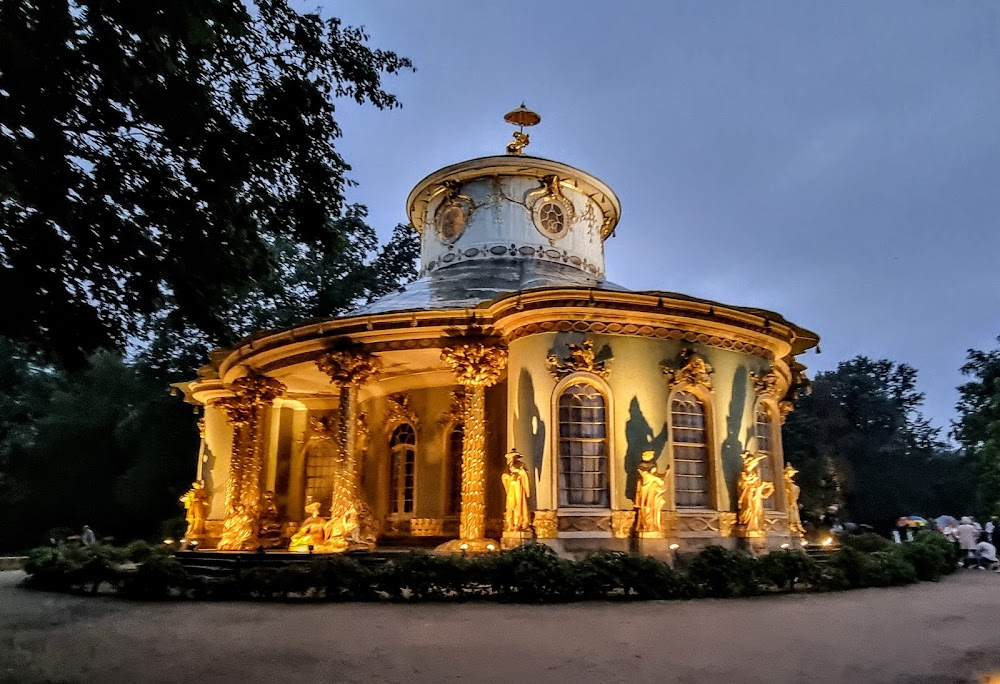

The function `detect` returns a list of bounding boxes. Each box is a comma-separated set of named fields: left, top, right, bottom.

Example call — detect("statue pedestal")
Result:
left=501, top=530, right=532, bottom=550
left=435, top=538, right=501, bottom=554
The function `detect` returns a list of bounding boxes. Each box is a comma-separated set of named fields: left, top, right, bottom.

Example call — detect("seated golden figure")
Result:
left=288, top=500, right=327, bottom=552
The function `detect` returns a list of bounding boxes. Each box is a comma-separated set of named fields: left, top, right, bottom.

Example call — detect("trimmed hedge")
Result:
left=22, top=534, right=956, bottom=603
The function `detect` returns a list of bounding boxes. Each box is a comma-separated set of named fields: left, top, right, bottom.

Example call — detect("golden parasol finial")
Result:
left=503, top=103, right=541, bottom=155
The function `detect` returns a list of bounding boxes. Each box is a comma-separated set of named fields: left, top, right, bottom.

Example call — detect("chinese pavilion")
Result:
left=176, top=107, right=817, bottom=557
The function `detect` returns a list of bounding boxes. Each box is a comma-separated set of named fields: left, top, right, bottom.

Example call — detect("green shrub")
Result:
left=911, top=531, right=957, bottom=576
left=310, top=556, right=374, bottom=601
left=118, top=554, right=191, bottom=599
left=758, top=549, right=820, bottom=591
left=477, top=543, right=578, bottom=602
left=841, top=532, right=893, bottom=554
left=124, top=540, right=160, bottom=564
left=576, top=551, right=693, bottom=600
left=687, top=545, right=759, bottom=598
left=828, top=546, right=918, bottom=588
left=24, top=544, right=125, bottom=593
left=377, top=553, right=469, bottom=600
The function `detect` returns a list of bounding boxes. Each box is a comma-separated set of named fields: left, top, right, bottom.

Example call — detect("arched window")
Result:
left=389, top=423, right=416, bottom=515
left=447, top=424, right=464, bottom=516
left=671, top=391, right=710, bottom=508
left=558, top=383, right=609, bottom=507
left=755, top=404, right=776, bottom=510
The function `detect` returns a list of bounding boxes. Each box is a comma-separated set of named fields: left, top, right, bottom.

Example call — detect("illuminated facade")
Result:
left=176, top=111, right=817, bottom=556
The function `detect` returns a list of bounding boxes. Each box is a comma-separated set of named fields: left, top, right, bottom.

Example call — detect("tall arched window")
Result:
left=558, top=383, right=609, bottom=507
left=671, top=391, right=710, bottom=508
left=755, top=404, right=776, bottom=510
left=447, top=424, right=464, bottom=516
left=389, top=423, right=416, bottom=515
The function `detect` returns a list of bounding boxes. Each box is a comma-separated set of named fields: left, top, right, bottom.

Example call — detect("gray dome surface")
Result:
left=350, top=258, right=628, bottom=316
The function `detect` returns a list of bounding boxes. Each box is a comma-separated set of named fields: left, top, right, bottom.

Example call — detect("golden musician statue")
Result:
left=501, top=449, right=532, bottom=535
left=635, top=450, right=667, bottom=537
left=737, top=451, right=774, bottom=536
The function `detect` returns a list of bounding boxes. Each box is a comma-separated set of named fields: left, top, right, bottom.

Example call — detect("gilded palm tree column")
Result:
left=437, top=343, right=508, bottom=553
left=316, top=349, right=380, bottom=550
left=216, top=373, right=285, bottom=551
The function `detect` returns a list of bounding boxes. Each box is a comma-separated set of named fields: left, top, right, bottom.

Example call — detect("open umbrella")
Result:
left=906, top=516, right=929, bottom=528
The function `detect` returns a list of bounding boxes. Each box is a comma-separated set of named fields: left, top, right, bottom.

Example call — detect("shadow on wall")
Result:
left=721, top=366, right=750, bottom=507
left=518, top=368, right=545, bottom=508
left=623, top=396, right=668, bottom=502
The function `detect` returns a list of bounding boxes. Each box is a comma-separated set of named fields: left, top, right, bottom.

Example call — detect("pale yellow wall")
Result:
left=202, top=404, right=233, bottom=521
left=507, top=332, right=772, bottom=514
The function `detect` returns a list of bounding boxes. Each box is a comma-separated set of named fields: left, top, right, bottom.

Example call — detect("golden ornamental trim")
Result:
left=438, top=389, right=466, bottom=427
left=546, top=339, right=609, bottom=380
left=316, top=349, right=381, bottom=386
left=750, top=369, right=781, bottom=399
left=662, top=349, right=713, bottom=391
left=440, top=344, right=508, bottom=388
left=532, top=510, right=558, bottom=539
left=385, top=393, right=419, bottom=431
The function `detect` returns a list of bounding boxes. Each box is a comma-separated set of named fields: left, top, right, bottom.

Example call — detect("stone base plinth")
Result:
left=636, top=537, right=675, bottom=561
left=501, top=531, right=532, bottom=550
left=435, top=538, right=501, bottom=554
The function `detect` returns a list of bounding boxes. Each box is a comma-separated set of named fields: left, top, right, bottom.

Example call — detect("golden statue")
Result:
left=501, top=449, right=531, bottom=533
left=288, top=499, right=327, bottom=552
left=784, top=463, right=805, bottom=537
left=635, top=450, right=667, bottom=537
left=179, top=480, right=209, bottom=538
left=738, top=452, right=774, bottom=535
left=503, top=103, right=540, bottom=156
left=506, top=130, right=530, bottom=156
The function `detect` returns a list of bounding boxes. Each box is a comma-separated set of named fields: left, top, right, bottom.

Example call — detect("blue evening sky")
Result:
left=320, top=1, right=1000, bottom=435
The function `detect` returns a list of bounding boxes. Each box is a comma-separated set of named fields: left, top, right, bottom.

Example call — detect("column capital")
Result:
left=230, top=372, right=286, bottom=406
left=316, top=349, right=381, bottom=386
left=441, top=343, right=508, bottom=388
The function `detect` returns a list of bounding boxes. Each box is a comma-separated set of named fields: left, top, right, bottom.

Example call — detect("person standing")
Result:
left=81, top=525, right=96, bottom=546
left=986, top=517, right=996, bottom=544
left=958, top=517, right=979, bottom=568
left=976, top=535, right=999, bottom=571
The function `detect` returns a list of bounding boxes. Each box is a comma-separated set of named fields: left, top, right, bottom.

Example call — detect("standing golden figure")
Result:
left=179, top=480, right=209, bottom=538
left=737, top=451, right=774, bottom=537
left=501, top=449, right=532, bottom=535
left=784, top=463, right=805, bottom=538
left=635, top=450, right=668, bottom=537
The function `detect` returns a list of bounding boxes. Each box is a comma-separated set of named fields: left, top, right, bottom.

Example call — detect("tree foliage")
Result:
left=953, top=338, right=1000, bottom=517
left=783, top=356, right=969, bottom=527
left=0, top=0, right=413, bottom=367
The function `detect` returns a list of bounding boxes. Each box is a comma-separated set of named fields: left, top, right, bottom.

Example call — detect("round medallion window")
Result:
left=434, top=199, right=469, bottom=243
left=532, top=195, right=572, bottom=240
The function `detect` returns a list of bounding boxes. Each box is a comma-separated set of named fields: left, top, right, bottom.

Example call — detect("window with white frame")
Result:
left=558, top=383, right=609, bottom=507
left=671, top=391, right=710, bottom=508
left=389, top=423, right=416, bottom=515
left=755, top=404, right=776, bottom=510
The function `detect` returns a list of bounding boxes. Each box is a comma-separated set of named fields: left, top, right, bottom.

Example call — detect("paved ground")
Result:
left=2, top=569, right=999, bottom=684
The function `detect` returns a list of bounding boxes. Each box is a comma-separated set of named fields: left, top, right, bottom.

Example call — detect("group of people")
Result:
left=942, top=516, right=998, bottom=571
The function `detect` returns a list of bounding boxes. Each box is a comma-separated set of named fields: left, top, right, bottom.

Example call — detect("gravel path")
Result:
left=2, top=569, right=999, bottom=683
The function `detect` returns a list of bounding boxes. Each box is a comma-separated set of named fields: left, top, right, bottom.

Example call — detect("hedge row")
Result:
left=22, top=531, right=955, bottom=603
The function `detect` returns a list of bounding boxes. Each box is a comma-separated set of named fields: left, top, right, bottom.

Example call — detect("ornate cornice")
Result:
left=546, top=340, right=609, bottom=379
left=662, top=349, right=713, bottom=391
left=509, top=320, right=774, bottom=361
left=440, top=344, right=508, bottom=388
